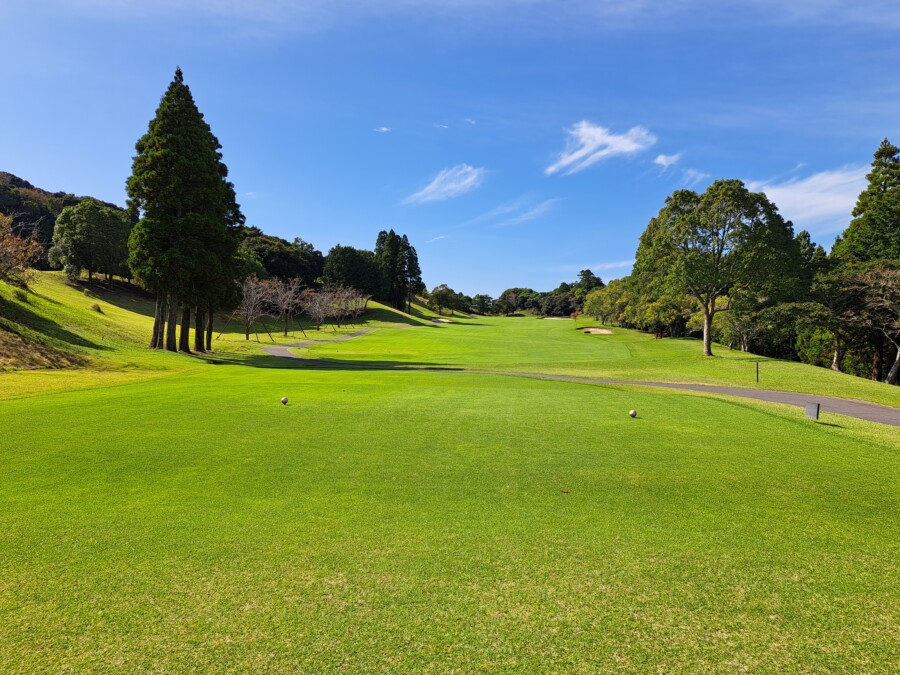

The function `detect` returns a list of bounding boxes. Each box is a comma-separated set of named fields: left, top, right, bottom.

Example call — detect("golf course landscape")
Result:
left=1, top=272, right=897, bottom=671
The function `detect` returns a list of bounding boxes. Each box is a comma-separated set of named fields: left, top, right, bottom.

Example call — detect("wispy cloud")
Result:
left=55, top=1, right=900, bottom=33
left=682, top=168, right=710, bottom=187
left=747, top=165, right=867, bottom=234
left=402, top=164, right=486, bottom=205
left=464, top=118, right=476, bottom=125
left=499, top=198, right=562, bottom=226
left=546, top=121, right=656, bottom=175
left=464, top=198, right=530, bottom=226
left=550, top=259, right=635, bottom=275
left=426, top=235, right=448, bottom=243
left=242, top=191, right=259, bottom=198
left=434, top=123, right=449, bottom=129
left=373, top=126, right=391, bottom=133
left=465, top=196, right=560, bottom=227
left=654, top=153, right=681, bottom=169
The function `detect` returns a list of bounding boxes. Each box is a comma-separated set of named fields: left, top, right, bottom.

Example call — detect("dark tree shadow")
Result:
left=201, top=351, right=462, bottom=371
left=0, top=296, right=108, bottom=351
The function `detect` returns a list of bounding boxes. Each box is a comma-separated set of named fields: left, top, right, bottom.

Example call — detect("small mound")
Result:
left=583, top=328, right=614, bottom=335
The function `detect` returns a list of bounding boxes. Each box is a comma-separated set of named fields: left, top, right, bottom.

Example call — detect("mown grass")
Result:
left=302, top=314, right=900, bottom=408
left=0, top=273, right=898, bottom=671
left=1, top=369, right=898, bottom=671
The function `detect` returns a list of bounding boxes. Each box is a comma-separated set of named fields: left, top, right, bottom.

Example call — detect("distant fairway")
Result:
left=1, top=274, right=898, bottom=671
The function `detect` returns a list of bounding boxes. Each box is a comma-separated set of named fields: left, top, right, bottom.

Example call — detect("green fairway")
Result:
left=300, top=314, right=900, bottom=408
left=1, top=274, right=898, bottom=671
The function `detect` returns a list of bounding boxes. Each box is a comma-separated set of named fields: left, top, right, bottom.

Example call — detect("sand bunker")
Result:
left=431, top=318, right=451, bottom=323
left=543, top=317, right=573, bottom=320
left=583, top=328, right=614, bottom=334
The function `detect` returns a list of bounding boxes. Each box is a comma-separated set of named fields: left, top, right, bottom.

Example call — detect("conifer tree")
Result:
left=834, top=138, right=900, bottom=262
left=126, top=68, right=243, bottom=350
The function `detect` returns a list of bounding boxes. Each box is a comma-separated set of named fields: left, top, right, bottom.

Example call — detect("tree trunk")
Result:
left=205, top=308, right=214, bottom=351
left=151, top=293, right=163, bottom=349
left=871, top=332, right=884, bottom=381
left=741, top=335, right=750, bottom=352
left=831, top=334, right=845, bottom=372
left=166, top=293, right=178, bottom=352
left=178, top=306, right=192, bottom=352
left=702, top=307, right=714, bottom=356
left=886, top=346, right=900, bottom=385
left=284, top=316, right=289, bottom=337
left=194, top=309, right=206, bottom=353
left=245, top=322, right=251, bottom=340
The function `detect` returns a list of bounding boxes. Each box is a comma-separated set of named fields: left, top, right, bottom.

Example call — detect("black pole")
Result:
left=756, top=361, right=759, bottom=383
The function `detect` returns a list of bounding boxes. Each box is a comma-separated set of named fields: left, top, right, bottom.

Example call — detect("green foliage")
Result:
left=48, top=200, right=131, bottom=280
left=239, top=228, right=324, bottom=285
left=573, top=268, right=605, bottom=303
left=375, top=230, right=421, bottom=310
left=323, top=244, right=384, bottom=297
left=633, top=179, right=800, bottom=354
left=126, top=68, right=243, bottom=308
left=834, top=138, right=900, bottom=262
left=471, top=294, right=494, bottom=314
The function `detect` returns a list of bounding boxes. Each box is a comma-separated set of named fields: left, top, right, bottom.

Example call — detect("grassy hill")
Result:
left=0, top=273, right=898, bottom=671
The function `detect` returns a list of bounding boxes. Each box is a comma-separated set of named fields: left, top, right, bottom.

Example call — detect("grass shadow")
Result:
left=69, top=279, right=157, bottom=319
left=0, top=295, right=108, bottom=351
left=203, top=351, right=462, bottom=372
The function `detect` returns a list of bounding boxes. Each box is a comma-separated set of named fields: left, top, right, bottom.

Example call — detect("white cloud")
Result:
left=747, top=165, right=867, bottom=234
left=682, top=168, right=710, bottom=187
left=654, top=153, right=681, bottom=169
left=499, top=198, right=562, bottom=226
left=464, top=118, right=476, bottom=125
left=373, top=126, right=391, bottom=133
left=402, top=164, right=486, bottom=205
left=434, top=123, right=449, bottom=129
left=426, top=235, right=448, bottom=243
left=546, top=121, right=656, bottom=175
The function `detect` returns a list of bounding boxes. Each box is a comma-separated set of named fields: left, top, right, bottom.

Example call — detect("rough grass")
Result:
left=0, top=273, right=898, bottom=671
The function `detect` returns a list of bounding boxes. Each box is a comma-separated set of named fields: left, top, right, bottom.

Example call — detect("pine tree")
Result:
left=126, top=68, right=243, bottom=351
left=834, top=138, right=900, bottom=262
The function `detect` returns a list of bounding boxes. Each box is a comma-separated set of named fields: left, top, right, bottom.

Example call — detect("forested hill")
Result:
left=0, top=171, right=124, bottom=251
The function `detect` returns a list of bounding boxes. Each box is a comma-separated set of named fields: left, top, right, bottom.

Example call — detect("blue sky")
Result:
left=2, top=1, right=899, bottom=296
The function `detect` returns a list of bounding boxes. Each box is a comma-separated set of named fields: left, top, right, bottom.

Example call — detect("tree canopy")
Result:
left=633, top=179, right=799, bottom=355
left=126, top=67, right=244, bottom=351
left=48, top=200, right=131, bottom=281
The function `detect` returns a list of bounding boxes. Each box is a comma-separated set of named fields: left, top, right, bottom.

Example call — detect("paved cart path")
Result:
left=261, top=329, right=374, bottom=359
left=262, top=330, right=900, bottom=427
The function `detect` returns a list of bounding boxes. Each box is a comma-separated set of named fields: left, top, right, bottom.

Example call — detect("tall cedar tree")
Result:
left=832, top=139, right=900, bottom=379
left=401, top=234, right=423, bottom=312
left=374, top=230, right=420, bottom=311
left=126, top=68, right=243, bottom=351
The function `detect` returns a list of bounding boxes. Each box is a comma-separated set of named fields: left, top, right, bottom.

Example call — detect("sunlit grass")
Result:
left=0, top=272, right=897, bottom=670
